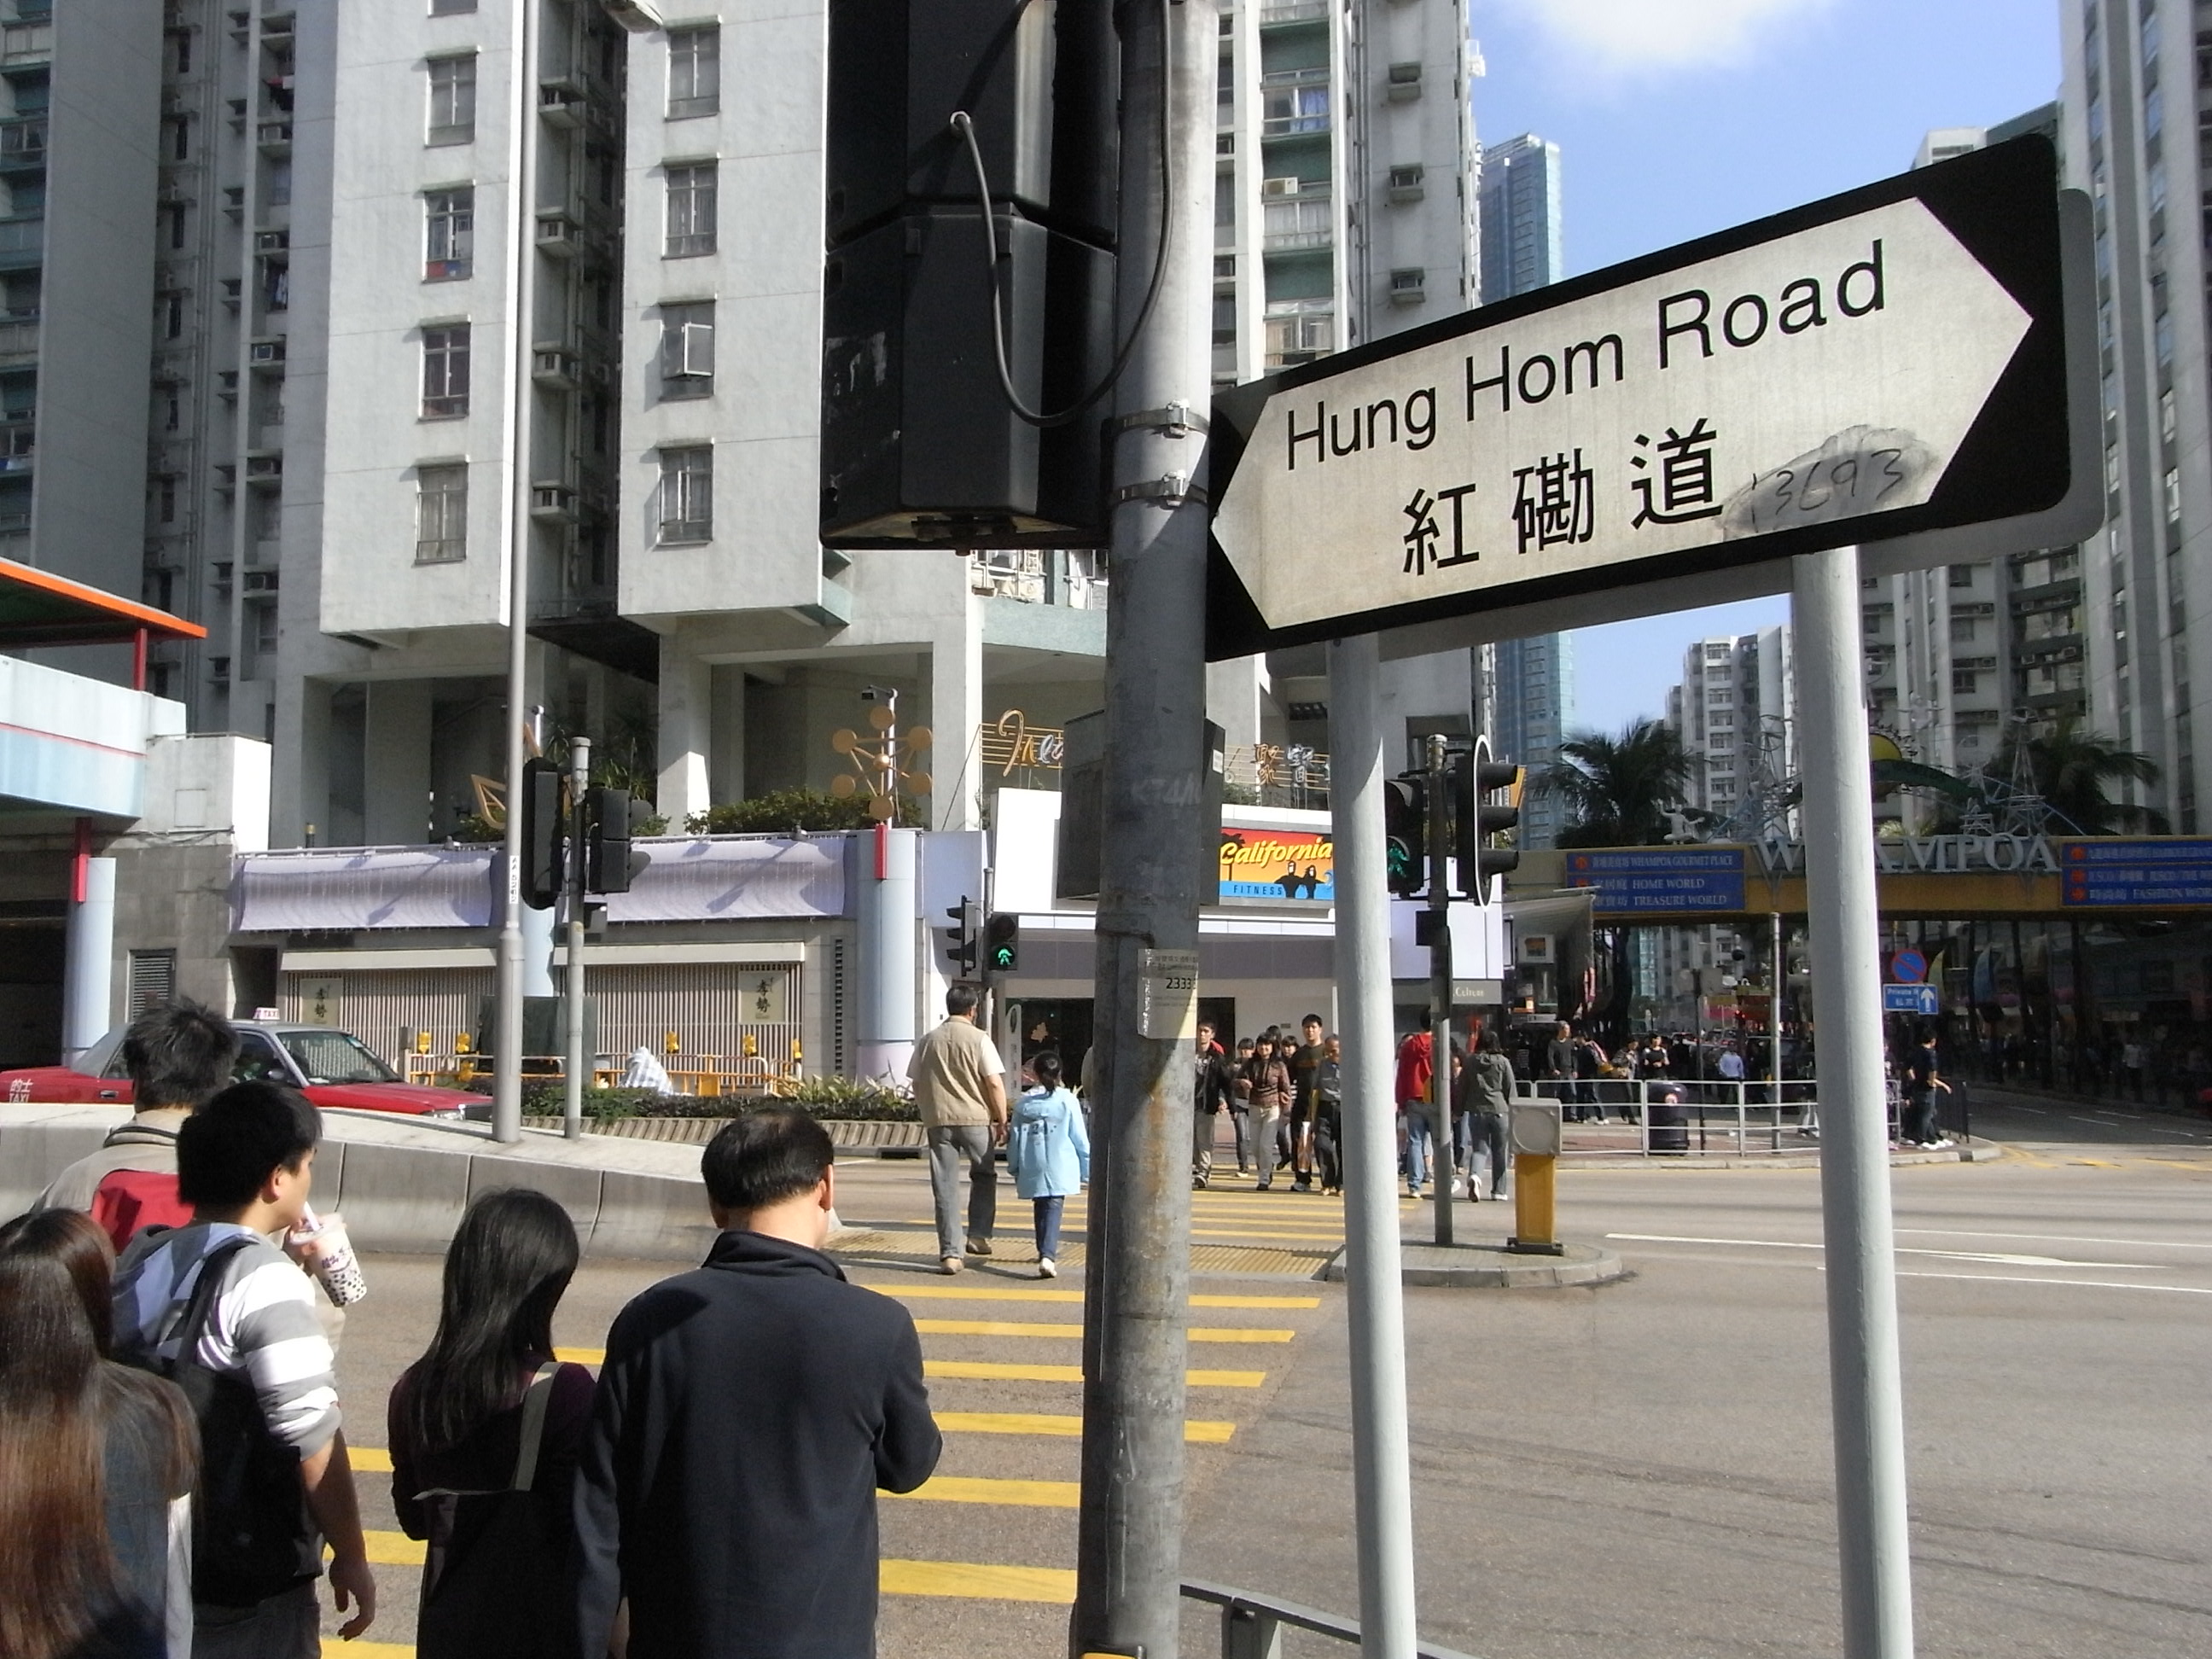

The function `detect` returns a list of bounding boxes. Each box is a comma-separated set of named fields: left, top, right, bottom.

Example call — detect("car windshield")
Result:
left=276, top=1030, right=397, bottom=1086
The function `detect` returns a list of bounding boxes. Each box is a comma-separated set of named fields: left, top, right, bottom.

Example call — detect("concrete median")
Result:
left=0, top=1103, right=720, bottom=1261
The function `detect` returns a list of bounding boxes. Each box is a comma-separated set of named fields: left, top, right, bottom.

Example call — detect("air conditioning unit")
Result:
left=254, top=229, right=288, bottom=252
left=534, top=212, right=582, bottom=257
left=1385, top=61, right=1423, bottom=102
left=257, top=120, right=293, bottom=148
left=1388, top=267, right=1426, bottom=304
left=531, top=482, right=578, bottom=520
left=245, top=454, right=282, bottom=480
left=531, top=347, right=581, bottom=388
left=243, top=568, right=279, bottom=593
left=1260, top=177, right=1301, bottom=198
left=248, top=337, right=286, bottom=364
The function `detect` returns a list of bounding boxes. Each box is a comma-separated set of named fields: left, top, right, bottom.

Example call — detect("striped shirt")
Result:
left=114, top=1222, right=341, bottom=1458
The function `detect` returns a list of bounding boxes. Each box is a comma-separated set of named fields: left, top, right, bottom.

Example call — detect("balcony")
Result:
left=1261, top=189, right=1332, bottom=251
left=1259, top=0, right=1327, bottom=23
left=1, top=20, right=52, bottom=64
left=1260, top=69, right=1329, bottom=137
left=0, top=310, right=35, bottom=358
left=0, top=418, right=31, bottom=473
left=0, top=116, right=44, bottom=167
left=0, top=213, right=42, bottom=271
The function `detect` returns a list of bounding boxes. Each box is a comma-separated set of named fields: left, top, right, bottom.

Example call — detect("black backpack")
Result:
left=144, top=1234, right=323, bottom=1609
left=413, top=1364, right=572, bottom=1659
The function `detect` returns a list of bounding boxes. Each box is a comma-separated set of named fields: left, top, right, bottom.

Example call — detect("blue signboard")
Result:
left=1883, top=983, right=1941, bottom=1016
left=2060, top=839, right=2212, bottom=907
left=1563, top=847, right=1746, bottom=915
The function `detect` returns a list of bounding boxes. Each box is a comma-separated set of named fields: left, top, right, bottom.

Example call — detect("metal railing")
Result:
left=1184, top=1580, right=1477, bottom=1659
left=1548, top=1077, right=1967, bottom=1155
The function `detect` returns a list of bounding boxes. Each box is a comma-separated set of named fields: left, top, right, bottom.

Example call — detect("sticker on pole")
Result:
left=1205, top=137, right=2078, bottom=658
left=1138, top=949, right=1199, bottom=1040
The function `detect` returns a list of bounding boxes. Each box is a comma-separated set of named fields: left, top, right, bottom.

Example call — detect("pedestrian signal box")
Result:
left=985, top=912, right=1019, bottom=973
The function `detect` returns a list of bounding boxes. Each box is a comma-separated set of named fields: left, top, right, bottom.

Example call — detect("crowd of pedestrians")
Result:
left=2, top=1000, right=940, bottom=1659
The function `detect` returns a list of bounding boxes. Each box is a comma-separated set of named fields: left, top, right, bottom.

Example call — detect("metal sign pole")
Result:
left=1328, top=633, right=1418, bottom=1659
left=1425, top=732, right=1455, bottom=1243
left=563, top=736, right=590, bottom=1141
left=1793, top=544, right=1917, bottom=1659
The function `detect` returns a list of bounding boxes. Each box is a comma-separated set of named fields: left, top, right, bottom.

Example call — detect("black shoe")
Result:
left=1254, top=1180, right=1272, bottom=1191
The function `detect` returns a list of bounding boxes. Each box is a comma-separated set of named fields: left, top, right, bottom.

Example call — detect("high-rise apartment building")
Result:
left=1665, top=626, right=1795, bottom=830
left=2058, top=0, right=2204, bottom=830
left=1469, top=133, right=1569, bottom=835
left=1476, top=131, right=1557, bottom=305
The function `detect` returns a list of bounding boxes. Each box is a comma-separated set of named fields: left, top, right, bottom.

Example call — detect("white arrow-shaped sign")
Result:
left=1213, top=196, right=2034, bottom=641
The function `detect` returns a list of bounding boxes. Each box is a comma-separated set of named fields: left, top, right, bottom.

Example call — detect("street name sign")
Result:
left=2060, top=839, right=2212, bottom=907
left=1882, top=983, right=1941, bottom=1017
left=1206, top=137, right=2075, bottom=658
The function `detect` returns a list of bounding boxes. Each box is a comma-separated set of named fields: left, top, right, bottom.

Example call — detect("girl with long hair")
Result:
left=387, top=1187, right=593, bottom=1659
left=0, top=1208, right=197, bottom=1659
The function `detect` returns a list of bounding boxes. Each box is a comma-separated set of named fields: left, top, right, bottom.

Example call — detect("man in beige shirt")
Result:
left=906, top=985, right=1009, bottom=1273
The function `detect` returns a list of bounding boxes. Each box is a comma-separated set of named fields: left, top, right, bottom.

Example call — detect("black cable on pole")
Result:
left=947, top=0, right=1175, bottom=429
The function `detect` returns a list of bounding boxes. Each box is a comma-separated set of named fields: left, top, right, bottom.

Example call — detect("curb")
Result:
left=1322, top=1240, right=1628, bottom=1289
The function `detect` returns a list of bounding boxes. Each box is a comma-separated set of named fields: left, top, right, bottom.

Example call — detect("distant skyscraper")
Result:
left=1477, top=134, right=1561, bottom=306
left=1476, top=133, right=1569, bottom=843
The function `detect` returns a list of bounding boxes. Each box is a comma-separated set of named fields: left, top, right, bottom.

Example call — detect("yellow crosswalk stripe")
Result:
left=360, top=1530, right=425, bottom=1567
left=924, top=1359, right=1264, bottom=1387
left=913, top=1318, right=1294, bottom=1342
left=555, top=1346, right=605, bottom=1364
left=323, top=1643, right=414, bottom=1658
left=1190, top=1228, right=1350, bottom=1243
left=890, top=1476, right=1080, bottom=1506
left=866, top=1285, right=1318, bottom=1310
left=351, top=1446, right=393, bottom=1473
left=935, top=1411, right=1233, bottom=1443
left=881, top=1558, right=1076, bottom=1604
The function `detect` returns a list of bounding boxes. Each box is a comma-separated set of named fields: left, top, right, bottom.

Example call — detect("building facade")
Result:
left=1476, top=130, right=1557, bottom=305
left=1664, top=626, right=1795, bottom=832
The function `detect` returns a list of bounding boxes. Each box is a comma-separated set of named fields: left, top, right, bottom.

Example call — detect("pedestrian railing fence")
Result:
left=1182, top=1580, right=1479, bottom=1659
left=1537, top=1079, right=1970, bottom=1155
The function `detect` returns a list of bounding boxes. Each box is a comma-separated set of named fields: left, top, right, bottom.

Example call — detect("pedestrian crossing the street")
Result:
left=327, top=1263, right=1330, bottom=1656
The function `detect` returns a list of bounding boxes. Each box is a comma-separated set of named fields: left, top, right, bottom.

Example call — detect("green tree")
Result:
left=1542, top=719, right=1697, bottom=848
left=1995, top=720, right=2166, bottom=835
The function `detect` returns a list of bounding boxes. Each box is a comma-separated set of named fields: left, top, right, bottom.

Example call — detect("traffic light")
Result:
left=1453, top=739, right=1522, bottom=904
left=940, top=896, right=981, bottom=976
left=585, top=788, right=653, bottom=894
left=984, top=912, right=1019, bottom=974
left=519, top=757, right=563, bottom=910
left=1382, top=775, right=1427, bottom=898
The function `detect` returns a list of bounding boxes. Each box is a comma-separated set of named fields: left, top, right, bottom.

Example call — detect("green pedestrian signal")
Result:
left=1382, top=776, right=1426, bottom=899
left=985, top=912, right=1019, bottom=974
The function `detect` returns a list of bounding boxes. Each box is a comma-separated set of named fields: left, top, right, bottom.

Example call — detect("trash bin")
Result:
left=1647, top=1090, right=1689, bottom=1155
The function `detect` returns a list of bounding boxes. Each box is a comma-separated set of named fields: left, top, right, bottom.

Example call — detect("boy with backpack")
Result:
left=113, top=1080, right=377, bottom=1656
left=38, top=1000, right=239, bottom=1244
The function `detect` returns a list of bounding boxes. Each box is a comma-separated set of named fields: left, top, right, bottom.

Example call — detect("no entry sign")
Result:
left=1205, top=137, right=2079, bottom=659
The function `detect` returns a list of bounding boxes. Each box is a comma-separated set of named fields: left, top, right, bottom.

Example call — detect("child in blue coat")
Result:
left=1004, top=1051, right=1090, bottom=1278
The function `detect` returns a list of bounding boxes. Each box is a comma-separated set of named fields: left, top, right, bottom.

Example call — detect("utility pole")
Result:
left=1794, top=545, right=1917, bottom=1659
left=1072, top=0, right=1214, bottom=1650
left=491, top=0, right=544, bottom=1146
left=563, top=736, right=590, bottom=1141
left=1425, top=733, right=1456, bottom=1246
left=1329, top=634, right=1419, bottom=1659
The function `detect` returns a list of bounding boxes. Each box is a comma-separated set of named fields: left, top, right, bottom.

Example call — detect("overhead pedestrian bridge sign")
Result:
left=1206, top=137, right=2086, bottom=657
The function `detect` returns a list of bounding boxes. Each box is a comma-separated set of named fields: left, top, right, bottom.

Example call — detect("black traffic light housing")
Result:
left=585, top=788, right=653, bottom=895
left=941, top=896, right=981, bottom=976
left=1382, top=775, right=1427, bottom=899
left=519, top=757, right=564, bottom=911
left=985, top=912, right=1019, bottom=973
left=1453, top=738, right=1522, bottom=904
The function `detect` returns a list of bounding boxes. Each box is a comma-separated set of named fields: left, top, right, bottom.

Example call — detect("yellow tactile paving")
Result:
left=889, top=1475, right=1080, bottom=1507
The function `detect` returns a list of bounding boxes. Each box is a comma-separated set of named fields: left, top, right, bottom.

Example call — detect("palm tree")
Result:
left=1543, top=719, right=1697, bottom=847
left=1994, top=719, right=2165, bottom=835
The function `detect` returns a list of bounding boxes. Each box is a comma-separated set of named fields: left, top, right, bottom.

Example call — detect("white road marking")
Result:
left=1606, top=1234, right=2168, bottom=1269
left=1893, top=1271, right=2212, bottom=1295
left=1895, top=1227, right=2212, bottom=1251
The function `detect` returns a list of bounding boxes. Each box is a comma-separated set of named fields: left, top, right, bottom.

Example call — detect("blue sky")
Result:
left=1468, top=0, right=2063, bottom=736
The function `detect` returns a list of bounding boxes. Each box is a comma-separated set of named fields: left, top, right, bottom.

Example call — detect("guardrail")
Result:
left=1546, top=1077, right=1970, bottom=1154
left=1183, top=1580, right=1478, bottom=1659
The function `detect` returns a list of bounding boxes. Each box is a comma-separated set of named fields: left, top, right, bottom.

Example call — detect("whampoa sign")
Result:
left=1754, top=834, right=2062, bottom=876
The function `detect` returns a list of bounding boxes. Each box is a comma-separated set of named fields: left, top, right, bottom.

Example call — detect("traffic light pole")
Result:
left=563, top=736, right=590, bottom=1142
left=1072, top=0, right=1213, bottom=1650
left=1425, top=733, right=1456, bottom=1247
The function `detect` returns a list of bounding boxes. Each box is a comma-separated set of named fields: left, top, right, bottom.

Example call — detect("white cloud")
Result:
left=1506, top=0, right=1837, bottom=76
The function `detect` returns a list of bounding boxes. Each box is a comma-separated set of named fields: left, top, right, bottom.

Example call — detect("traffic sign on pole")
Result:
left=1206, top=136, right=2082, bottom=659
left=1881, top=983, right=1940, bottom=1017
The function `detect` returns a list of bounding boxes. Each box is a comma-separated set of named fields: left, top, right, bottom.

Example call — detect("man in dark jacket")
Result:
left=573, top=1109, right=942, bottom=1659
left=1191, top=1020, right=1234, bottom=1188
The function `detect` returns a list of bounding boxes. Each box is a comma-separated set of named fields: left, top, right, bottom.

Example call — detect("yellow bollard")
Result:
left=1511, top=1152, right=1558, bottom=1253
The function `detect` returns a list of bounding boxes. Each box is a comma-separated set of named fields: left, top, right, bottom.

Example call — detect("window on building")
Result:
left=416, top=463, right=467, bottom=562
left=424, top=188, right=474, bottom=279
left=172, top=29, right=192, bottom=74
left=666, top=163, right=717, bottom=255
left=428, top=55, right=477, bottom=145
left=1947, top=563, right=1976, bottom=586
left=1950, top=615, right=1977, bottom=643
left=164, top=293, right=183, bottom=339
left=659, top=300, right=715, bottom=397
left=668, top=26, right=719, bottom=118
left=2165, top=467, right=2181, bottom=521
left=1952, top=669, right=1979, bottom=696
left=125, top=950, right=177, bottom=1017
left=656, top=445, right=713, bottom=542
left=422, top=324, right=470, bottom=416
left=430, top=0, right=478, bottom=13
